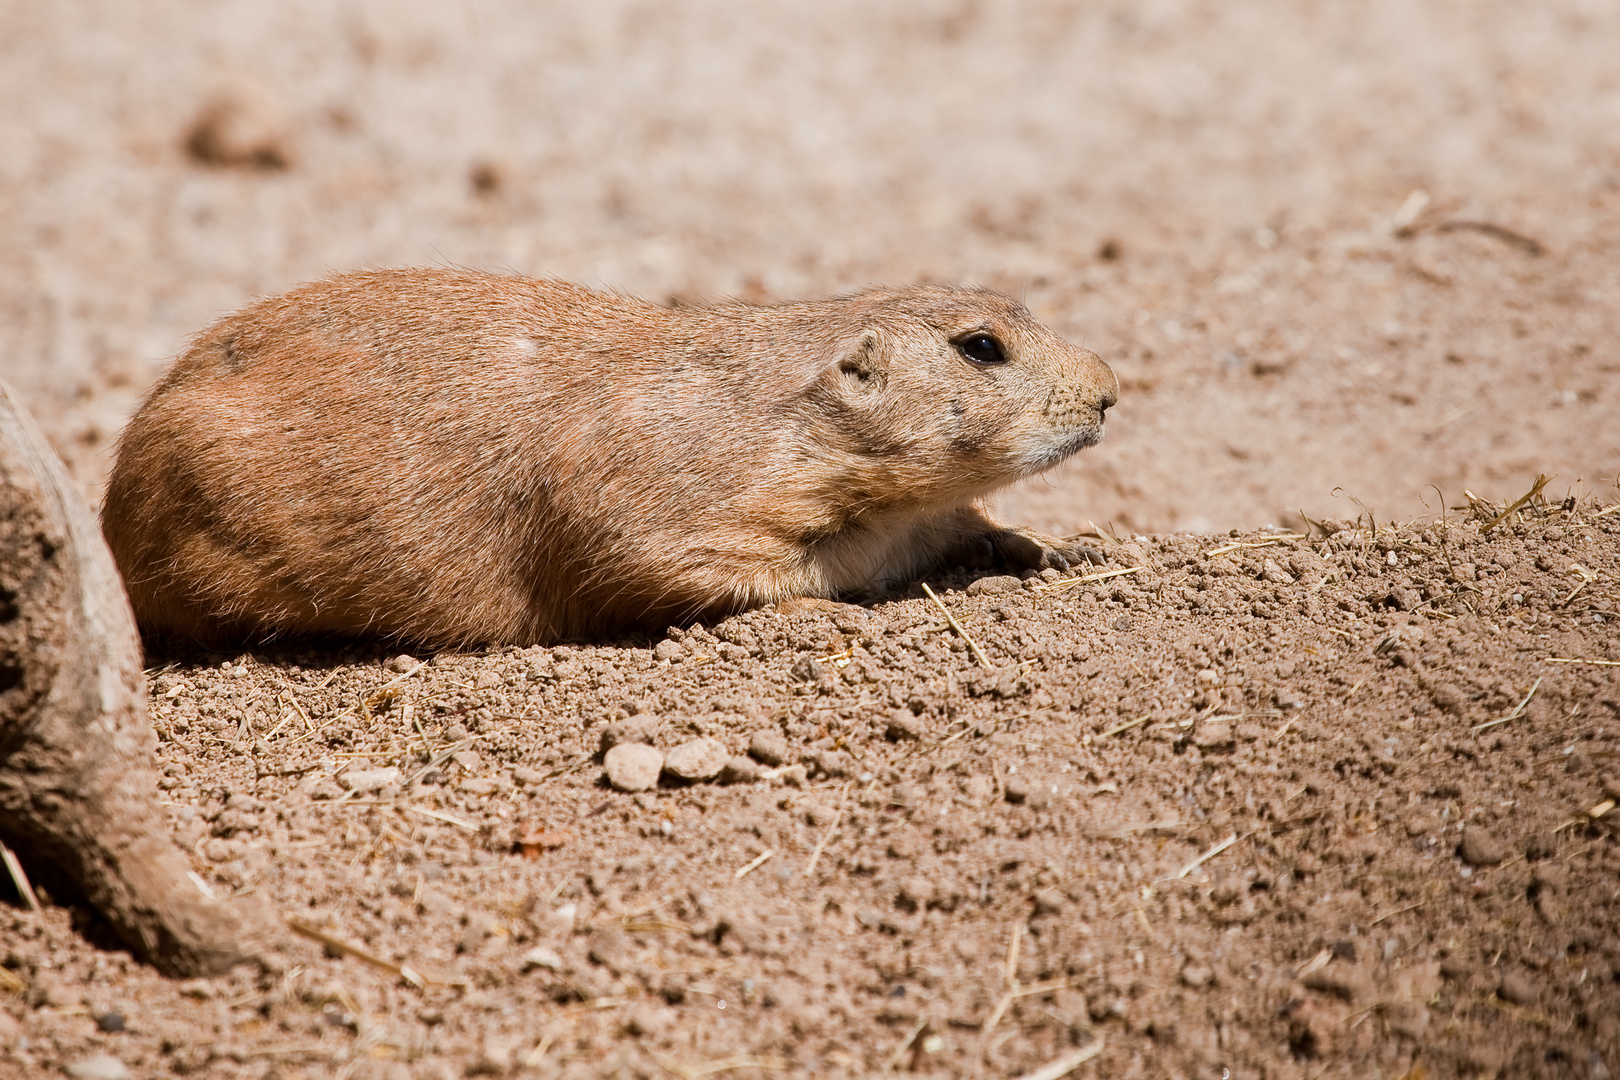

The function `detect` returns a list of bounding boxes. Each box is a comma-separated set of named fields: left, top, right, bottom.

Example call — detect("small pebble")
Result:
left=604, top=743, right=664, bottom=792
left=1498, top=969, right=1539, bottom=1006
left=520, top=946, right=564, bottom=973
left=803, top=802, right=839, bottom=827
left=966, top=575, right=1022, bottom=596
left=66, top=1056, right=129, bottom=1080
left=804, top=748, right=855, bottom=779
left=94, top=1011, right=126, bottom=1033
left=717, top=756, right=762, bottom=785
left=385, top=654, right=419, bottom=673
left=885, top=709, right=925, bottom=742
left=1459, top=828, right=1507, bottom=866
left=663, top=737, right=729, bottom=782
left=1302, top=963, right=1372, bottom=1003
left=747, top=730, right=790, bottom=767
left=894, top=877, right=936, bottom=911
left=599, top=715, right=659, bottom=756
left=1180, top=964, right=1214, bottom=989
left=340, top=766, right=402, bottom=794
left=1385, top=1000, right=1429, bottom=1038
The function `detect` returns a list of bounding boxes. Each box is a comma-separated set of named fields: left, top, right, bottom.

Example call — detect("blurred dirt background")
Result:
left=2, top=1, right=1618, bottom=1078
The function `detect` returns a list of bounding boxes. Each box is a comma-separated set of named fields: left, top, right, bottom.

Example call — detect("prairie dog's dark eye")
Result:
left=956, top=333, right=1006, bottom=365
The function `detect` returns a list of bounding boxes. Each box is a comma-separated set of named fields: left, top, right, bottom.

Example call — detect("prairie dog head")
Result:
left=796, top=285, right=1117, bottom=506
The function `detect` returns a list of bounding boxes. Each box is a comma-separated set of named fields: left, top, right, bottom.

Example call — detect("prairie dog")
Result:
left=102, top=269, right=1118, bottom=648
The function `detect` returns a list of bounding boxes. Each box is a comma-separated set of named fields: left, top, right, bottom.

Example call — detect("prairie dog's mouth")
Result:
left=1016, top=424, right=1104, bottom=475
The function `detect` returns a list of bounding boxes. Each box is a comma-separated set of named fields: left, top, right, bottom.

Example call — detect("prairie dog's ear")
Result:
left=822, top=329, right=889, bottom=396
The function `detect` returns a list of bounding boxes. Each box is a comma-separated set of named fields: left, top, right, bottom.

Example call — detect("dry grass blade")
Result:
left=374, top=659, right=430, bottom=693
left=1547, top=657, right=1620, bottom=667
left=1436, top=218, right=1546, bottom=256
left=0, top=964, right=26, bottom=994
left=1034, top=564, right=1145, bottom=593
left=921, top=582, right=992, bottom=670
left=1295, top=948, right=1332, bottom=978
left=1482, top=473, right=1552, bottom=532
left=1474, top=676, right=1542, bottom=731
left=1004, top=921, right=1023, bottom=985
left=654, top=1053, right=789, bottom=1079
left=0, top=843, right=42, bottom=913
left=882, top=1017, right=929, bottom=1072
left=1100, top=713, right=1151, bottom=737
left=1370, top=900, right=1428, bottom=925
left=734, top=849, right=774, bottom=880
left=1009, top=1037, right=1105, bottom=1080
left=1205, top=533, right=1305, bottom=557
left=286, top=916, right=431, bottom=988
left=803, top=783, right=850, bottom=879
left=1169, top=833, right=1238, bottom=880
left=403, top=805, right=479, bottom=830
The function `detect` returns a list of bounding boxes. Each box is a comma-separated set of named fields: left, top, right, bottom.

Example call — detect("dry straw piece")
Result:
left=1474, top=676, right=1542, bottom=731
left=1034, top=563, right=1145, bottom=593
left=921, top=582, right=993, bottom=669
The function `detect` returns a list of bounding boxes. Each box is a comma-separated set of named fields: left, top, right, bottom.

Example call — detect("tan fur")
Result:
left=101, top=269, right=1117, bottom=648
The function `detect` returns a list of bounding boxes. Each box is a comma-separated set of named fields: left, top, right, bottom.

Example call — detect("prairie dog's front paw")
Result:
left=999, top=529, right=1105, bottom=572
left=948, top=528, right=1105, bottom=573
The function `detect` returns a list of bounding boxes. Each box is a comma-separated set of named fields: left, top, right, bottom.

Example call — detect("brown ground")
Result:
left=2, top=2, right=1618, bottom=1078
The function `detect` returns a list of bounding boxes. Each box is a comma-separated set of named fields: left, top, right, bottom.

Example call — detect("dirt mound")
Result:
left=4, top=2, right=1619, bottom=1076
left=4, top=496, right=1615, bottom=1078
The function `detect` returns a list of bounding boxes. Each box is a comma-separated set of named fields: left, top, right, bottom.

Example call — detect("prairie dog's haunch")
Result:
left=102, top=269, right=1118, bottom=648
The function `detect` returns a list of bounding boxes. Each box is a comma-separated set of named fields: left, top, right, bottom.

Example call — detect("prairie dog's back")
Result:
left=103, top=268, right=1117, bottom=648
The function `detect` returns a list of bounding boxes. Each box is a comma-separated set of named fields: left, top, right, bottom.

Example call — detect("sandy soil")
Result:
left=2, top=2, right=1618, bottom=1077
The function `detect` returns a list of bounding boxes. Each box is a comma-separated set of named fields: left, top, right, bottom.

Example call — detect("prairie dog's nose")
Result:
left=1080, top=348, right=1118, bottom=414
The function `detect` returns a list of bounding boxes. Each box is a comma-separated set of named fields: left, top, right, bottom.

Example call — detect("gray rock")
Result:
left=603, top=743, right=663, bottom=792
left=747, top=729, right=790, bottom=766
left=662, top=737, right=729, bottom=782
